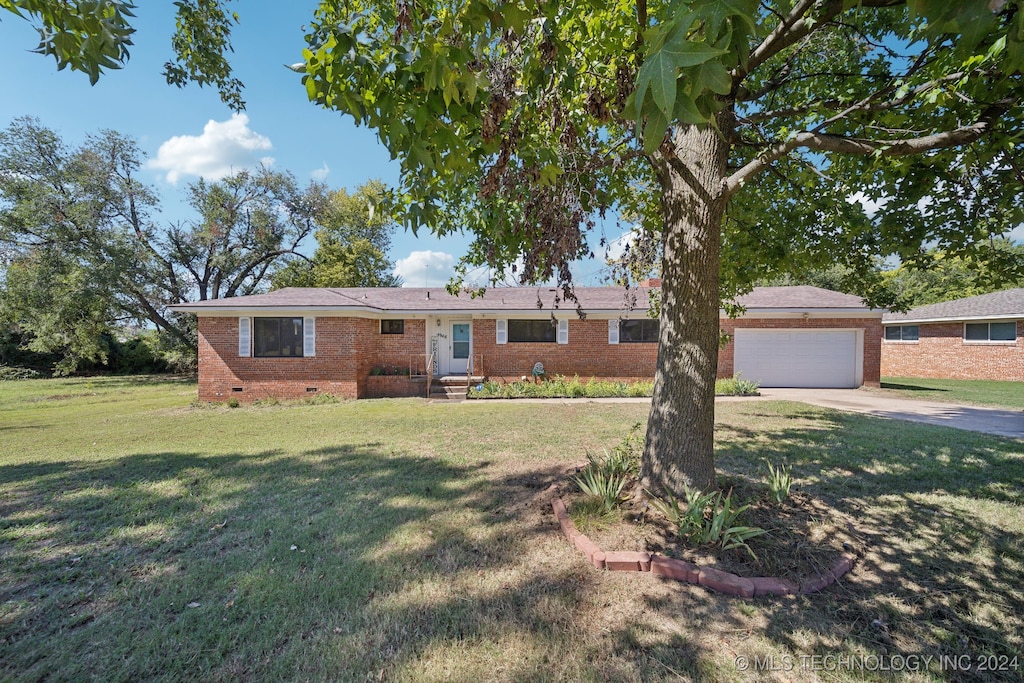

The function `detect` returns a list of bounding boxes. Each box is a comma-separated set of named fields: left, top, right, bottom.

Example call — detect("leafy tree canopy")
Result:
left=271, top=180, right=404, bottom=289
left=0, top=118, right=324, bottom=373
left=1, top=0, right=244, bottom=109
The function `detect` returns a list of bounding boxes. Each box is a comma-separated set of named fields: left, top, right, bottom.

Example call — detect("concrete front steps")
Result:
left=429, top=375, right=484, bottom=401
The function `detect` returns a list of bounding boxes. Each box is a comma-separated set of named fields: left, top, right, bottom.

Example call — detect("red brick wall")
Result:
left=472, top=318, right=658, bottom=382
left=719, top=317, right=883, bottom=386
left=197, top=316, right=427, bottom=402
left=881, top=321, right=1023, bottom=381
left=197, top=314, right=884, bottom=401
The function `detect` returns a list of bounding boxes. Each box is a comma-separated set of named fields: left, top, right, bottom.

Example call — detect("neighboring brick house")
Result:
left=882, top=288, right=1023, bottom=382
left=171, top=284, right=883, bottom=402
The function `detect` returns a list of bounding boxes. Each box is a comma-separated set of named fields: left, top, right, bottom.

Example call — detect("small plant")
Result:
left=304, top=392, right=340, bottom=405
left=574, top=465, right=628, bottom=513
left=648, top=486, right=766, bottom=560
left=762, top=459, right=793, bottom=504
left=226, top=397, right=240, bottom=408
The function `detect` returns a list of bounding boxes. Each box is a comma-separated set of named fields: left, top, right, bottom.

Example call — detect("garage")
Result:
left=733, top=329, right=861, bottom=388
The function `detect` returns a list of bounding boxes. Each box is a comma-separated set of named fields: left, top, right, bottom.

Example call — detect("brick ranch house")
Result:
left=882, top=288, right=1023, bottom=382
left=170, top=284, right=883, bottom=402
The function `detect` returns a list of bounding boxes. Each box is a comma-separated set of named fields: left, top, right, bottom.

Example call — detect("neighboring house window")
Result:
left=884, top=325, right=919, bottom=342
left=254, top=318, right=304, bottom=357
left=507, top=319, right=556, bottom=343
left=964, top=321, right=1017, bottom=342
left=619, top=319, right=660, bottom=343
left=381, top=320, right=405, bottom=335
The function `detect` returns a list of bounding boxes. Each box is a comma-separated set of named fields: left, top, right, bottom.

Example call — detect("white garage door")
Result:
left=733, top=329, right=859, bottom=388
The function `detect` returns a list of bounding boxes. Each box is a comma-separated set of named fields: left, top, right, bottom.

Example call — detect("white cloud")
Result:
left=394, top=250, right=456, bottom=287
left=310, top=162, right=330, bottom=181
left=604, top=226, right=642, bottom=262
left=1006, top=223, right=1024, bottom=243
left=846, top=191, right=890, bottom=219
left=147, top=113, right=273, bottom=184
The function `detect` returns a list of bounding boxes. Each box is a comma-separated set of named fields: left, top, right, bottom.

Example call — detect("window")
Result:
left=381, top=320, right=405, bottom=335
left=254, top=318, right=304, bottom=357
left=965, top=321, right=1017, bottom=342
left=884, top=325, right=919, bottom=342
left=507, top=319, right=556, bottom=343
left=619, top=319, right=660, bottom=343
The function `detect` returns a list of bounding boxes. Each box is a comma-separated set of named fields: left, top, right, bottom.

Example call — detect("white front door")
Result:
left=449, top=321, right=471, bottom=375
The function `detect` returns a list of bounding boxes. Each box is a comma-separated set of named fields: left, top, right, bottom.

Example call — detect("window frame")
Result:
left=253, top=317, right=305, bottom=358
left=618, top=318, right=660, bottom=343
left=380, top=319, right=405, bottom=335
left=506, top=319, right=557, bottom=343
left=964, top=321, right=1017, bottom=342
left=884, top=325, right=919, bottom=342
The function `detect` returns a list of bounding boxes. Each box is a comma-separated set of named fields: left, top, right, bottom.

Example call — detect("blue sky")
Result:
left=0, top=4, right=628, bottom=288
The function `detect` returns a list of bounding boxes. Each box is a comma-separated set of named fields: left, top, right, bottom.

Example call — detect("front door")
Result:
left=449, top=321, right=471, bottom=375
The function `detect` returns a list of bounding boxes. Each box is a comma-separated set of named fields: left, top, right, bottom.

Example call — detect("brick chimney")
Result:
left=640, top=277, right=661, bottom=288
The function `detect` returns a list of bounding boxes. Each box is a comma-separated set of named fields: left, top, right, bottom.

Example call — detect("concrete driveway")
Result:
left=758, top=388, right=1024, bottom=439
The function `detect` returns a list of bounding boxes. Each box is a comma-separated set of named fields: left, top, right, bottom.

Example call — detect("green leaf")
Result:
left=642, top=107, right=668, bottom=155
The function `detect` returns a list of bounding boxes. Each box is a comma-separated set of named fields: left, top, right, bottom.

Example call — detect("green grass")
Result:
left=2, top=376, right=1023, bottom=681
left=880, top=376, right=1024, bottom=410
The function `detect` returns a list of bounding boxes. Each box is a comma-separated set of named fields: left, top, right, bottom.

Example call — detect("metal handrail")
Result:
left=425, top=353, right=435, bottom=398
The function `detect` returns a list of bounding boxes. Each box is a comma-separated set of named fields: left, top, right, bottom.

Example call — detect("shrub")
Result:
left=648, top=486, right=767, bottom=560
left=369, top=364, right=410, bottom=376
left=467, top=376, right=654, bottom=399
left=0, top=365, right=43, bottom=380
left=715, top=374, right=760, bottom=396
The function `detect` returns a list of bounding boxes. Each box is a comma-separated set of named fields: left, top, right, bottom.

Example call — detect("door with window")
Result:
left=450, top=321, right=471, bottom=374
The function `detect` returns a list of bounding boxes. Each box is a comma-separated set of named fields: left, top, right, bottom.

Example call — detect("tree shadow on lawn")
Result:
left=686, top=404, right=1024, bottom=680
left=2, top=445, right=695, bottom=681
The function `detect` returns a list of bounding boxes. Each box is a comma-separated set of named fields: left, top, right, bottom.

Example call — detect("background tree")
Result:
left=271, top=180, right=403, bottom=289
left=0, top=118, right=324, bottom=373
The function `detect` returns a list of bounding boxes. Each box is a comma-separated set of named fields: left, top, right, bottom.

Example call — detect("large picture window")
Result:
left=964, top=322, right=1017, bottom=342
left=254, top=318, right=304, bottom=357
left=619, top=319, right=660, bottom=343
left=507, top=319, right=556, bottom=343
left=884, top=325, right=919, bottom=342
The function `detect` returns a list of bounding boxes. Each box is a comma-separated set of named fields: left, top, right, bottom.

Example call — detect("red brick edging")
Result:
left=551, top=493, right=856, bottom=597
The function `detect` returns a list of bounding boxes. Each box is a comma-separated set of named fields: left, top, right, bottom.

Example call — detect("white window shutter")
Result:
left=303, top=317, right=316, bottom=357
left=608, top=319, right=619, bottom=345
left=557, top=319, right=569, bottom=345
left=496, top=319, right=507, bottom=345
left=238, top=317, right=251, bottom=357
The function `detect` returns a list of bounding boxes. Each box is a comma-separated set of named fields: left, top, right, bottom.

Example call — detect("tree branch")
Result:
left=725, top=98, right=1013, bottom=199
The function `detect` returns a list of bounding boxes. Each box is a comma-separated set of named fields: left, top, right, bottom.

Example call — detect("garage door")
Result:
left=733, top=329, right=859, bottom=388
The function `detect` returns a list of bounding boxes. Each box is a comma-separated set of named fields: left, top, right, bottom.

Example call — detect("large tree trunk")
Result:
left=641, top=121, right=730, bottom=496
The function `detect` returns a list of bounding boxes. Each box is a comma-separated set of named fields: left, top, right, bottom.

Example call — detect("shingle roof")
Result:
left=735, top=286, right=869, bottom=309
left=170, top=284, right=875, bottom=314
left=883, top=288, right=1024, bottom=323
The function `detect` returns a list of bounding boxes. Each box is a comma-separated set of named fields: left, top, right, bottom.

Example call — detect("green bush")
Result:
left=468, top=375, right=654, bottom=399
left=0, top=365, right=43, bottom=380
left=715, top=374, right=760, bottom=396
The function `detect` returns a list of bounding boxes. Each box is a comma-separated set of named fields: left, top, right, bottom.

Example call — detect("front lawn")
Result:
left=2, top=377, right=1022, bottom=681
left=880, top=376, right=1024, bottom=410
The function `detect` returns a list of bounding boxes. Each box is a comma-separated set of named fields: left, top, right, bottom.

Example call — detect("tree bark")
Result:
left=641, top=120, right=730, bottom=496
